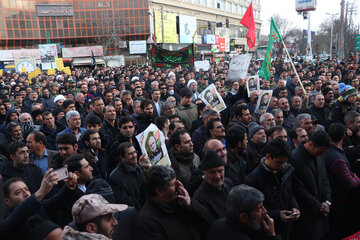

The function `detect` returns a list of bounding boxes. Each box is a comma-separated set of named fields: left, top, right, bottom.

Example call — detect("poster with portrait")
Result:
left=136, top=124, right=171, bottom=166
left=246, top=75, right=260, bottom=97
left=38, top=44, right=57, bottom=70
left=199, top=84, right=227, bottom=113
left=254, top=90, right=273, bottom=114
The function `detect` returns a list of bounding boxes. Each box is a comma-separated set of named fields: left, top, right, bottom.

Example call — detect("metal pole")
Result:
left=281, top=40, right=306, bottom=95
left=330, top=21, right=333, bottom=57
left=161, top=5, right=164, bottom=44
left=306, top=11, right=312, bottom=58
left=339, top=0, right=345, bottom=59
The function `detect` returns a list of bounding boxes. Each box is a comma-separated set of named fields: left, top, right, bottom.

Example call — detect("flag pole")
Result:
left=280, top=41, right=306, bottom=95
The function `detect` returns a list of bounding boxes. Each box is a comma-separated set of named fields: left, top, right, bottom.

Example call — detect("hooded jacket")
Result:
left=0, top=109, right=19, bottom=135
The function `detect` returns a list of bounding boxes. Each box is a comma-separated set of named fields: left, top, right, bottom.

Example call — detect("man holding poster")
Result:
left=199, top=84, right=227, bottom=113
left=136, top=123, right=171, bottom=167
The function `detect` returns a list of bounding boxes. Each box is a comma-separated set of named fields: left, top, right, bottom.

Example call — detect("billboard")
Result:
left=62, top=46, right=104, bottom=58
left=38, top=44, right=57, bottom=70
left=203, top=35, right=216, bottom=44
left=295, top=0, right=317, bottom=12
left=155, top=11, right=178, bottom=43
left=0, top=49, right=41, bottom=61
left=36, top=4, right=74, bottom=17
left=179, top=15, right=197, bottom=44
left=129, top=41, right=147, bottom=54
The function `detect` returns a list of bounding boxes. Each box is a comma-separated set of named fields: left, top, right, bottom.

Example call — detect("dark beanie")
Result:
left=52, top=107, right=64, bottom=118
left=322, top=87, right=333, bottom=96
left=86, top=178, right=115, bottom=203
left=201, top=150, right=225, bottom=171
left=248, top=122, right=264, bottom=139
left=26, top=215, right=60, bottom=240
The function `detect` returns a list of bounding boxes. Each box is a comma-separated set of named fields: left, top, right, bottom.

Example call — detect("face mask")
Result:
left=169, top=90, right=174, bottom=95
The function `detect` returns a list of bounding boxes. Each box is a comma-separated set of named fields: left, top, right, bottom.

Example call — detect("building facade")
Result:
left=0, top=0, right=150, bottom=65
left=149, top=0, right=262, bottom=62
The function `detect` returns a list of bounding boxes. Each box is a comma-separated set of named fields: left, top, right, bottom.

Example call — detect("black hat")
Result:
left=201, top=150, right=225, bottom=171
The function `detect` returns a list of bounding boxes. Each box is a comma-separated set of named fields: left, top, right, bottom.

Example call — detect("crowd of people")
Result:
left=0, top=56, right=360, bottom=240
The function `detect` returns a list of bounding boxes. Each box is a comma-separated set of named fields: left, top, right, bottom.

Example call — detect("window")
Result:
left=210, top=0, right=214, bottom=7
left=202, top=0, right=207, bottom=6
left=226, top=2, right=231, bottom=12
left=217, top=0, right=224, bottom=10
left=233, top=4, right=237, bottom=13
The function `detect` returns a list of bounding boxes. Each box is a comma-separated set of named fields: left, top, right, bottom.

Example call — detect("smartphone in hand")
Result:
left=52, top=167, right=69, bottom=181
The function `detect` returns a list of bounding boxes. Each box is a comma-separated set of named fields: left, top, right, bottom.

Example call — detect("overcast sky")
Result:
left=260, top=0, right=360, bottom=34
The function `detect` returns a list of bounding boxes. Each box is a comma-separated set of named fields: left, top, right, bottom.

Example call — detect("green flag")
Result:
left=258, top=18, right=283, bottom=80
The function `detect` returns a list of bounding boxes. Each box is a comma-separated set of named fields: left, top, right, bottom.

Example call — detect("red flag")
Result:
left=240, top=2, right=256, bottom=50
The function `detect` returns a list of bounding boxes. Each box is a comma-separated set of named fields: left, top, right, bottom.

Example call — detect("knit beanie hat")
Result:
left=338, top=83, right=357, bottom=102
left=322, top=87, right=333, bottom=96
left=248, top=122, right=264, bottom=139
left=201, top=150, right=225, bottom=171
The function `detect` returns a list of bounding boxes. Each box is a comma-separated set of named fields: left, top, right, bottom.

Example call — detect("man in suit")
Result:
left=290, top=130, right=331, bottom=240
left=151, top=89, right=164, bottom=118
left=26, top=130, right=58, bottom=175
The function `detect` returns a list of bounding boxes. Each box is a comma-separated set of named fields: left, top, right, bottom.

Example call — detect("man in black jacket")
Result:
left=226, top=125, right=248, bottom=185
left=245, top=139, right=300, bottom=240
left=109, top=142, right=146, bottom=210
left=207, top=184, right=279, bottom=240
left=133, top=165, right=209, bottom=240
left=0, top=168, right=77, bottom=240
left=193, top=150, right=233, bottom=225
left=290, top=130, right=331, bottom=240
left=2, top=141, right=43, bottom=194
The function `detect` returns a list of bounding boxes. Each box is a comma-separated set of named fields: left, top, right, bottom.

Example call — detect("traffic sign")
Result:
left=356, top=34, right=360, bottom=40
left=355, top=45, right=360, bottom=51
left=356, top=39, right=360, bottom=46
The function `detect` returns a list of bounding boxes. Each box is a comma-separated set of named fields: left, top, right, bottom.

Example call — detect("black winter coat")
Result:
left=133, top=198, right=208, bottom=240
left=207, top=218, right=281, bottom=240
left=2, top=163, right=43, bottom=194
left=109, top=162, right=144, bottom=210
left=245, top=159, right=298, bottom=238
left=290, top=144, right=331, bottom=240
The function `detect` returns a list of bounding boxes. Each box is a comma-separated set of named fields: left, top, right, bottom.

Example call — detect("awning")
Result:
left=72, top=57, right=105, bottom=66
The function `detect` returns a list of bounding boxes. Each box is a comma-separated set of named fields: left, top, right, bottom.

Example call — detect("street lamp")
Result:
left=326, top=13, right=339, bottom=58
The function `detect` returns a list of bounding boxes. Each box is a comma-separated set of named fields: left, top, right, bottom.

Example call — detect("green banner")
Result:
left=152, top=44, right=193, bottom=68
left=258, top=18, right=283, bottom=80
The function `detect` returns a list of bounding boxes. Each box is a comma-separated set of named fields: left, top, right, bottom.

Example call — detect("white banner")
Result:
left=129, top=40, right=147, bottom=54
left=194, top=60, right=210, bottom=71
left=179, top=15, right=197, bottom=44
left=226, top=53, right=252, bottom=81
left=14, top=58, right=36, bottom=73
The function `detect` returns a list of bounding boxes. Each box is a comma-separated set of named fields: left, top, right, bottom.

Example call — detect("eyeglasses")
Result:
left=214, top=125, right=224, bottom=129
left=122, top=125, right=134, bottom=130
left=160, top=88, right=167, bottom=90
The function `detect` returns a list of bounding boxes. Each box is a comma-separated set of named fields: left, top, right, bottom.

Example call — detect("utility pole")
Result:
left=306, top=11, right=312, bottom=58
left=326, top=13, right=339, bottom=58
left=161, top=5, right=164, bottom=44
left=339, top=0, right=345, bottom=59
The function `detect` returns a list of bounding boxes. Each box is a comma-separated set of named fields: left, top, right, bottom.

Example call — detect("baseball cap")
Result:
left=72, top=194, right=127, bottom=224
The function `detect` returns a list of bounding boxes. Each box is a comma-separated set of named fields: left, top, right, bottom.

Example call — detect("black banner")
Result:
left=152, top=44, right=194, bottom=68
